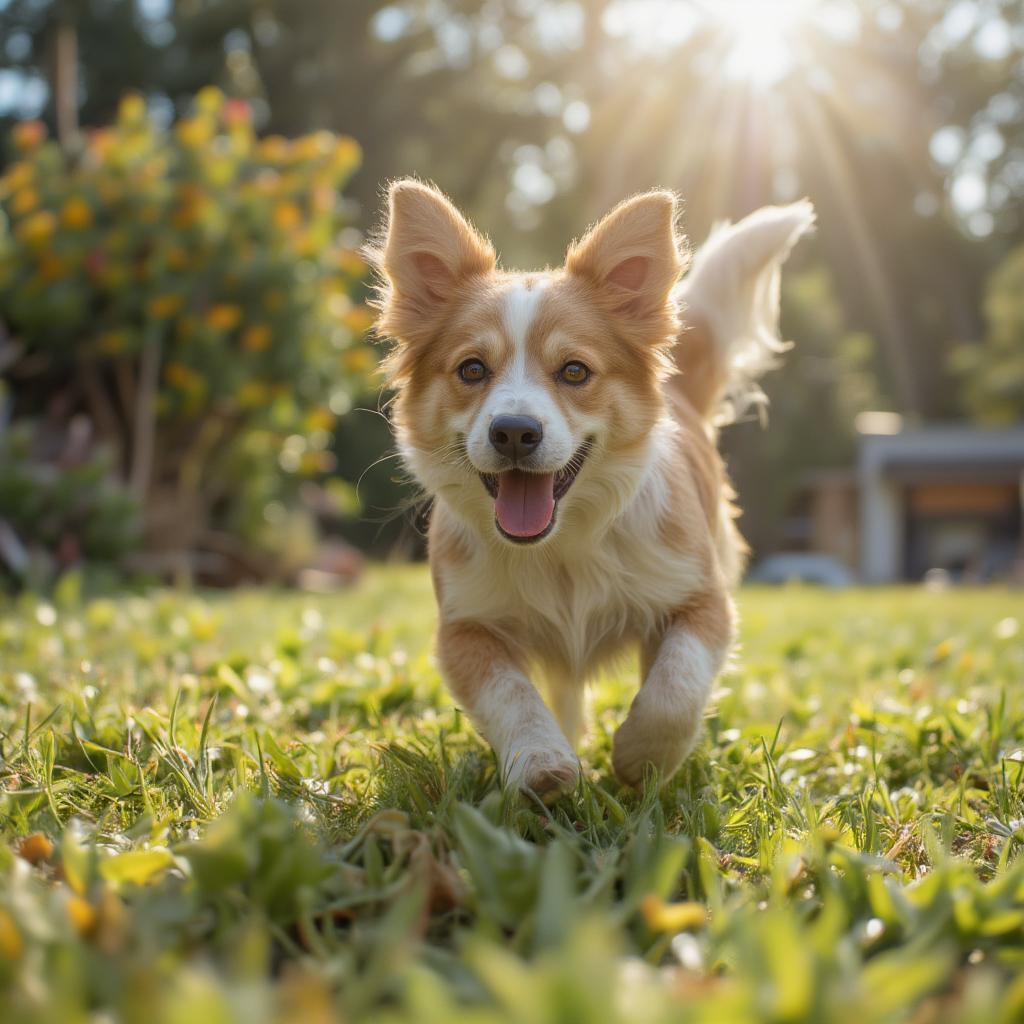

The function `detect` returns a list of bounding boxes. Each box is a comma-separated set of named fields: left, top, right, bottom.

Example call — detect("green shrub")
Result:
left=0, top=90, right=373, bottom=575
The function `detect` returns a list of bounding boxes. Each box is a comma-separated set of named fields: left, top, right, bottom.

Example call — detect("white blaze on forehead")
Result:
left=502, top=279, right=546, bottom=361
left=491, top=279, right=548, bottom=410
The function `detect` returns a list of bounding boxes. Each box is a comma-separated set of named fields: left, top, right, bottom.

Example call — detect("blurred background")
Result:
left=0, top=0, right=1021, bottom=591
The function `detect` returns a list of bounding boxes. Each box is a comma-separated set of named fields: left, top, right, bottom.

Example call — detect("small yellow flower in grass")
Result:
left=263, top=289, right=286, bottom=313
left=15, top=210, right=56, bottom=245
left=17, top=832, right=54, bottom=865
left=206, top=304, right=243, bottom=331
left=273, top=200, right=302, bottom=231
left=147, top=294, right=183, bottom=320
left=66, top=893, right=98, bottom=937
left=118, top=93, right=147, bottom=125
left=0, top=909, right=22, bottom=959
left=12, top=119, right=46, bottom=151
left=61, top=196, right=93, bottom=230
left=10, top=188, right=39, bottom=215
left=241, top=324, right=272, bottom=351
left=641, top=894, right=707, bottom=932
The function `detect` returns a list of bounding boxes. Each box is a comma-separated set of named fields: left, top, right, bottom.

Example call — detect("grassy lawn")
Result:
left=1, top=568, right=1023, bottom=1023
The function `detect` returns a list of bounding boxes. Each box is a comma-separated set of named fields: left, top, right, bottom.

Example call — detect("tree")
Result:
left=952, top=245, right=1024, bottom=424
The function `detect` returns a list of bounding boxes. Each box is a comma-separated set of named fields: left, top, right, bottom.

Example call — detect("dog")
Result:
left=369, top=180, right=813, bottom=796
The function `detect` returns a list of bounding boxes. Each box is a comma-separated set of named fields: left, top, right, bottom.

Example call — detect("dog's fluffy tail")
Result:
left=672, top=200, right=815, bottom=425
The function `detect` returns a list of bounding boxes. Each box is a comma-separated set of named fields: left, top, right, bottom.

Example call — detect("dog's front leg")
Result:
left=438, top=620, right=579, bottom=798
left=612, top=588, right=734, bottom=787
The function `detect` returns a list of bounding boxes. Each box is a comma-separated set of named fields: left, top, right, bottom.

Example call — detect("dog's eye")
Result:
left=559, top=361, right=591, bottom=385
left=458, top=359, right=488, bottom=383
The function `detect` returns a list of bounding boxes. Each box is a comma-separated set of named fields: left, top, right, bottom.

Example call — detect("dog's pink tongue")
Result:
left=495, top=470, right=555, bottom=538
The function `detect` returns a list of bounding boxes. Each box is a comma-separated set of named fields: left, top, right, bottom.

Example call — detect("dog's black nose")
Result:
left=489, top=415, right=543, bottom=461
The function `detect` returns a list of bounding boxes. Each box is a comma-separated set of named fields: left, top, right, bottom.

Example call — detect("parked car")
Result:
left=746, top=553, right=856, bottom=587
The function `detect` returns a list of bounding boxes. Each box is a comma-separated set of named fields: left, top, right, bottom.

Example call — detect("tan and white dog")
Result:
left=369, top=180, right=813, bottom=796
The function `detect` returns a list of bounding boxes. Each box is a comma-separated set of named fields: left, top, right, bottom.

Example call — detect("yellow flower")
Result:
left=241, top=324, right=272, bottom=351
left=195, top=85, right=225, bottom=114
left=256, top=135, right=291, bottom=163
left=0, top=909, right=22, bottom=960
left=147, top=294, right=183, bottom=320
left=641, top=895, right=707, bottom=932
left=61, top=196, right=93, bottom=230
left=166, top=247, right=190, bottom=271
left=273, top=200, right=302, bottom=231
left=97, top=330, right=130, bottom=355
left=88, top=128, right=116, bottom=158
left=164, top=361, right=201, bottom=389
left=342, top=347, right=374, bottom=373
left=206, top=304, right=243, bottom=331
left=17, top=832, right=54, bottom=865
left=294, top=131, right=334, bottom=161
left=2, top=161, right=34, bottom=195
left=305, top=407, right=335, bottom=431
left=344, top=306, right=376, bottom=334
left=176, top=118, right=213, bottom=148
left=10, top=188, right=39, bottom=215
left=66, top=894, right=98, bottom=937
left=336, top=249, right=367, bottom=277
left=263, top=289, right=285, bottom=313
left=237, top=381, right=269, bottom=407
left=118, top=93, right=147, bottom=124
left=39, top=254, right=67, bottom=281
left=12, top=119, right=46, bottom=151
left=15, top=210, right=56, bottom=245
left=332, top=135, right=362, bottom=173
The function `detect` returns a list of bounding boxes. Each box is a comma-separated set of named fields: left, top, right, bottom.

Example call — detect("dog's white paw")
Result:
left=503, top=744, right=579, bottom=801
left=612, top=694, right=698, bottom=788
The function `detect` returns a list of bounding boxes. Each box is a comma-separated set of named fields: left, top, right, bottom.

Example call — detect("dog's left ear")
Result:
left=565, top=191, right=686, bottom=320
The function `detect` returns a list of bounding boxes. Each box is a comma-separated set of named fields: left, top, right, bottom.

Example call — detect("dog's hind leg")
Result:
left=612, top=587, right=734, bottom=787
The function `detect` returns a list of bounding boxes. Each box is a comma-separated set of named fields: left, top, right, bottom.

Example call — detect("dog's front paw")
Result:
left=612, top=695, right=697, bottom=788
left=503, top=745, right=579, bottom=802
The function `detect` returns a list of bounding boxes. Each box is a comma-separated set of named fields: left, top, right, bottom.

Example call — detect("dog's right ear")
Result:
left=371, top=180, right=496, bottom=344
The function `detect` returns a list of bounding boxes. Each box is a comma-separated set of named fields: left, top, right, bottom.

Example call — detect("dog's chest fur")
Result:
left=432, top=438, right=708, bottom=681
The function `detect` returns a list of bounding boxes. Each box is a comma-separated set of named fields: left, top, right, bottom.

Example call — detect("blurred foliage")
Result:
left=952, top=245, right=1024, bottom=425
left=0, top=90, right=374, bottom=580
left=1, top=571, right=1024, bottom=1020
left=0, top=420, right=140, bottom=589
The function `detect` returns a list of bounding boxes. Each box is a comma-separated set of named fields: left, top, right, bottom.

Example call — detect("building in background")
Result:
left=787, top=415, right=1024, bottom=584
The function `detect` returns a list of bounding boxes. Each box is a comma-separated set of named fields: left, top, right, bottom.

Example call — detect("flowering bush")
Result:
left=0, top=90, right=373, bottom=577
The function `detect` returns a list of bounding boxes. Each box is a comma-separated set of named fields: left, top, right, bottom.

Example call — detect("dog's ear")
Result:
left=373, top=180, right=496, bottom=337
left=565, top=191, right=685, bottom=320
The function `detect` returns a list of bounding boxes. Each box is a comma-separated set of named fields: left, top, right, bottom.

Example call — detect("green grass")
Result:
left=1, top=569, right=1024, bottom=1023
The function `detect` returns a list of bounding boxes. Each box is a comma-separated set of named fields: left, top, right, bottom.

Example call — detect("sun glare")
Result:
left=702, top=0, right=817, bottom=86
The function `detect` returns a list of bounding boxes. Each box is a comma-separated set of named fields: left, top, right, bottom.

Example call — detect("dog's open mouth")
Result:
left=480, top=441, right=591, bottom=544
